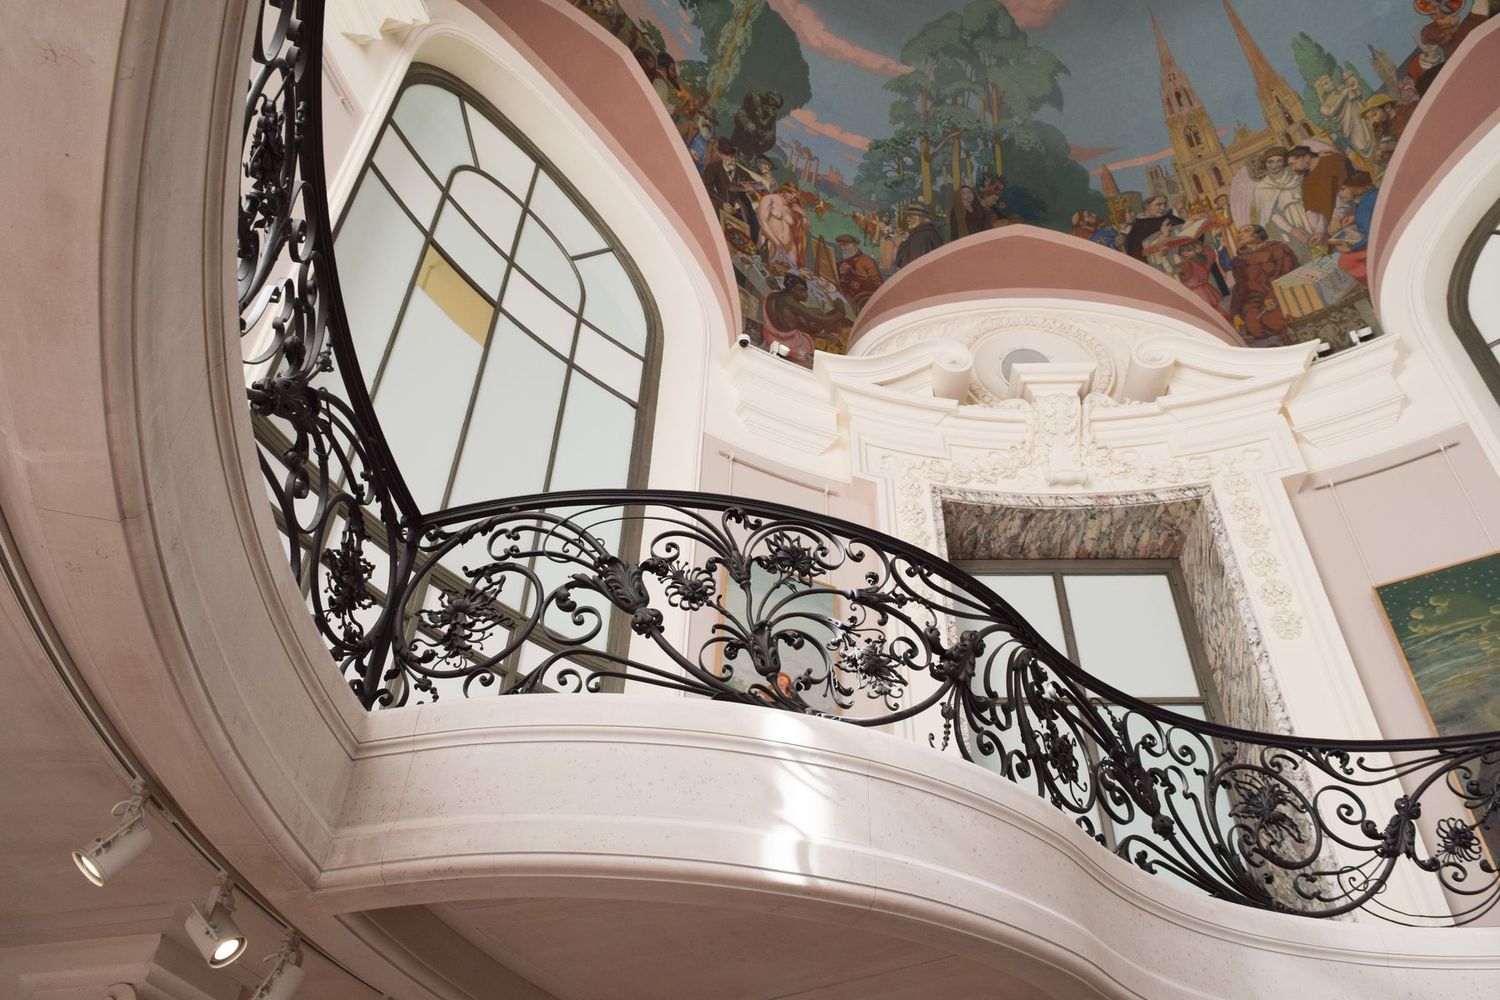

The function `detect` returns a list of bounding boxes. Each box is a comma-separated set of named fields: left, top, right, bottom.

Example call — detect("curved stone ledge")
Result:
left=315, top=696, right=1500, bottom=1000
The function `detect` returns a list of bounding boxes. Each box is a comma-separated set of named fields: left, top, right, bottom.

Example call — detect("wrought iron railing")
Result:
left=238, top=0, right=1500, bottom=925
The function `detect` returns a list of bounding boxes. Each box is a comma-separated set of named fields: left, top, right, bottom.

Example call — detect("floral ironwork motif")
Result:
left=242, top=0, right=1500, bottom=927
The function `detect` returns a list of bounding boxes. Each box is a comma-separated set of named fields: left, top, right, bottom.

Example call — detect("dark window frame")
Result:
left=1448, top=196, right=1500, bottom=404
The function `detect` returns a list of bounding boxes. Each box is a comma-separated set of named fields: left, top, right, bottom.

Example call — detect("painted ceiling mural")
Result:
left=570, top=0, right=1492, bottom=363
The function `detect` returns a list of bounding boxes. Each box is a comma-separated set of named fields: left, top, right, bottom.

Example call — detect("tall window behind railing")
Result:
left=331, top=71, right=657, bottom=514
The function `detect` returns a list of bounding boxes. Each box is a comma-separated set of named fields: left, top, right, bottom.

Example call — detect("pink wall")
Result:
left=850, top=225, right=1242, bottom=350
left=1369, top=17, right=1500, bottom=303
left=1288, top=427, right=1500, bottom=743
left=462, top=0, right=738, bottom=334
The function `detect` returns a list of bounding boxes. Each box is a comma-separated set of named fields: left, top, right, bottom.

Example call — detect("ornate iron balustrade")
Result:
left=238, top=0, right=1500, bottom=925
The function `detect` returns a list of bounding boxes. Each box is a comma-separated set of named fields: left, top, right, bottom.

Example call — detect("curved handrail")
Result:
left=238, top=0, right=1500, bottom=925
left=438, top=488, right=1500, bottom=753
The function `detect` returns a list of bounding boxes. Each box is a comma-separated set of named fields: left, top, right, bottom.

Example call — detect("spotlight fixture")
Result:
left=72, top=780, right=153, bottom=886
left=251, top=930, right=305, bottom=1000
left=185, top=874, right=248, bottom=968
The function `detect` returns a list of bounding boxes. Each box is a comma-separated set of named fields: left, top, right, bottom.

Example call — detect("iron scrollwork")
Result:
left=241, top=0, right=1500, bottom=925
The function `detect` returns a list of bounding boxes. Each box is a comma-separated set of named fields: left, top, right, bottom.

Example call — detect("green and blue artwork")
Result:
left=1375, top=551, right=1500, bottom=738
left=569, top=1, right=1492, bottom=361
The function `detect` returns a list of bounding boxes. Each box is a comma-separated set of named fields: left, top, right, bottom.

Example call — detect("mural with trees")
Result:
left=569, top=0, right=1491, bottom=363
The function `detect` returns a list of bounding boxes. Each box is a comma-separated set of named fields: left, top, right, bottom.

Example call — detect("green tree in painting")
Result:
left=996, top=119, right=1104, bottom=230
left=854, top=133, right=922, bottom=210
left=680, top=0, right=810, bottom=129
left=952, top=0, right=1066, bottom=179
left=1292, top=33, right=1375, bottom=145
left=887, top=1, right=1069, bottom=229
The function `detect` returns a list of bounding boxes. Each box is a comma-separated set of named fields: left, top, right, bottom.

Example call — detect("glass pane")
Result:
left=1063, top=575, right=1199, bottom=698
left=450, top=171, right=523, bottom=254
left=502, top=269, right=575, bottom=356
left=1470, top=235, right=1500, bottom=345
left=515, top=216, right=581, bottom=310
left=372, top=287, right=484, bottom=510
left=573, top=326, right=642, bottom=400
left=529, top=172, right=607, bottom=256
left=334, top=175, right=426, bottom=387
left=548, top=376, right=634, bottom=491
left=971, top=575, right=1068, bottom=654
left=372, top=127, right=441, bottom=228
left=391, top=84, right=474, bottom=181
left=434, top=202, right=506, bottom=299
left=447, top=317, right=566, bottom=507
left=411, top=246, right=493, bottom=345
left=465, top=105, right=536, bottom=197
left=576, top=253, right=646, bottom=352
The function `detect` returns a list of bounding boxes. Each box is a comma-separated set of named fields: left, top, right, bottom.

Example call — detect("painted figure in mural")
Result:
left=1287, top=145, right=1354, bottom=250
left=758, top=182, right=809, bottom=267
left=686, top=112, right=716, bottom=173
left=730, top=92, right=784, bottom=160
left=834, top=234, right=883, bottom=309
left=1314, top=72, right=1377, bottom=168
left=1250, top=149, right=1315, bottom=261
left=893, top=206, right=943, bottom=270
left=877, top=211, right=902, bottom=272
left=1230, top=224, right=1299, bottom=345
left=1071, top=209, right=1122, bottom=251
left=978, top=178, right=1013, bottom=228
left=949, top=185, right=990, bottom=240
left=761, top=274, right=847, bottom=363
left=703, top=140, right=757, bottom=243
left=1178, top=241, right=1232, bottom=320
left=1362, top=94, right=1416, bottom=175
left=1070, top=209, right=1103, bottom=241
left=1331, top=171, right=1379, bottom=285
left=1212, top=195, right=1241, bottom=257
left=1410, top=1, right=1491, bottom=83
left=1123, top=195, right=1183, bottom=261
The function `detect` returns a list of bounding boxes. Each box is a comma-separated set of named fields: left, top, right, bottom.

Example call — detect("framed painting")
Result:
left=1375, top=551, right=1500, bottom=739
left=1375, top=551, right=1500, bottom=859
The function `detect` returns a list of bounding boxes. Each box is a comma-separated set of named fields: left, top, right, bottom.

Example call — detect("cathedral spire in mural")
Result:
left=1223, top=0, right=1318, bottom=148
left=1149, top=12, right=1190, bottom=99
left=1151, top=11, right=1229, bottom=209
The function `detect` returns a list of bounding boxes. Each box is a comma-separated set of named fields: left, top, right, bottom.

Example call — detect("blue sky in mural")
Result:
left=636, top=0, right=1423, bottom=192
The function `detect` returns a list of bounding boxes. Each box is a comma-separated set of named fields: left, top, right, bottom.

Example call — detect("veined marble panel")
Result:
left=937, top=487, right=1281, bottom=735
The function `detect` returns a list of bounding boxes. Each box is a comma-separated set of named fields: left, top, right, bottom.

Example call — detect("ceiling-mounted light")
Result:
left=72, top=780, right=153, bottom=886
left=251, top=930, right=304, bottom=1000
left=185, top=874, right=248, bottom=968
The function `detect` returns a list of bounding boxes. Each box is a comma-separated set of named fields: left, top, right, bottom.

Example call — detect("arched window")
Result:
left=332, top=70, right=658, bottom=513
left=1184, top=125, right=1200, bottom=149
left=1191, top=173, right=1204, bottom=195
left=1450, top=197, right=1500, bottom=402
left=1175, top=90, right=1185, bottom=109
left=1212, top=165, right=1224, bottom=186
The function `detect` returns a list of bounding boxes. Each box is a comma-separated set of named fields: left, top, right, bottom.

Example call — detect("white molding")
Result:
left=327, top=0, right=429, bottom=45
